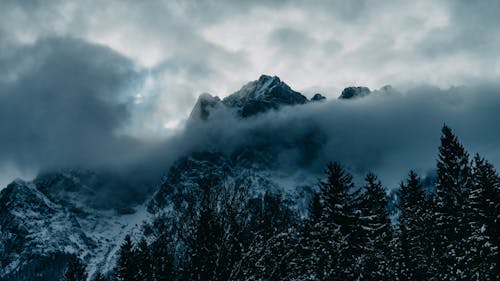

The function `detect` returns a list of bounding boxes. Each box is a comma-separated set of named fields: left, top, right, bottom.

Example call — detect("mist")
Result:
left=180, top=83, right=500, bottom=189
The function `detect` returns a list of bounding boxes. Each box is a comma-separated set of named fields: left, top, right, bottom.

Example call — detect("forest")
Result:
left=64, top=125, right=500, bottom=281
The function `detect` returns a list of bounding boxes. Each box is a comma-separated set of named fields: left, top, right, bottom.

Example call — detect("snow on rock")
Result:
left=0, top=176, right=150, bottom=279
left=188, top=75, right=309, bottom=121
left=222, top=75, right=308, bottom=117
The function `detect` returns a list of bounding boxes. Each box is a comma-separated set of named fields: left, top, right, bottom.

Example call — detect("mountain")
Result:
left=311, top=93, right=327, bottom=102
left=0, top=171, right=148, bottom=280
left=189, top=75, right=316, bottom=121
left=0, top=75, right=367, bottom=280
left=189, top=93, right=222, bottom=121
left=222, top=75, right=308, bottom=117
left=339, top=86, right=371, bottom=99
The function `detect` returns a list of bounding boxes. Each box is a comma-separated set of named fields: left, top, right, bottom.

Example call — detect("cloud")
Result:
left=0, top=37, right=140, bottom=172
left=0, top=36, right=187, bottom=197
left=2, top=0, right=500, bottom=116
left=268, top=27, right=315, bottom=55
left=1, top=0, right=500, bottom=190
left=181, top=82, right=500, bottom=188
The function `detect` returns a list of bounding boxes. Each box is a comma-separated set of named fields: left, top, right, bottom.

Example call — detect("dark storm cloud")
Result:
left=0, top=37, right=142, bottom=171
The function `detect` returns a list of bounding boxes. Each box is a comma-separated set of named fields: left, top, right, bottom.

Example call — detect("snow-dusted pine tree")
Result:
left=317, top=162, right=363, bottom=280
left=397, top=171, right=430, bottom=280
left=466, top=154, right=499, bottom=280
left=358, top=172, right=393, bottom=280
left=114, top=235, right=136, bottom=281
left=432, top=125, right=472, bottom=279
left=135, top=238, right=153, bottom=281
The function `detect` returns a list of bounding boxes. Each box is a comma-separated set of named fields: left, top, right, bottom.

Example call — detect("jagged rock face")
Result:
left=0, top=180, right=90, bottom=279
left=311, top=93, right=326, bottom=102
left=339, top=86, right=371, bottom=99
left=0, top=176, right=148, bottom=281
left=148, top=150, right=315, bottom=220
left=34, top=170, right=98, bottom=209
left=33, top=170, right=150, bottom=213
left=189, top=75, right=309, bottom=121
left=189, top=93, right=222, bottom=121
left=222, top=75, right=308, bottom=117
left=149, top=151, right=233, bottom=213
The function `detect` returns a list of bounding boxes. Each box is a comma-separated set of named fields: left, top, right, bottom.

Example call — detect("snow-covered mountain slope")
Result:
left=222, top=75, right=308, bottom=117
left=148, top=151, right=316, bottom=217
left=0, top=174, right=149, bottom=280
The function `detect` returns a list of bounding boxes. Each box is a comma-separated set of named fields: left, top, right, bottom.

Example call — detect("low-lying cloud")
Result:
left=181, top=83, right=500, bottom=188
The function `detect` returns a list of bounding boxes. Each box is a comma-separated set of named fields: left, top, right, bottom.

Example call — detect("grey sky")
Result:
left=1, top=0, right=499, bottom=187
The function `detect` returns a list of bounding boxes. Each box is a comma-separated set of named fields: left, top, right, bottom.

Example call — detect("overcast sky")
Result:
left=1, top=0, right=500, bottom=187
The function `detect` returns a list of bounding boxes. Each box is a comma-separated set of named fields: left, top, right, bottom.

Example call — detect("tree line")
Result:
left=64, top=125, right=499, bottom=281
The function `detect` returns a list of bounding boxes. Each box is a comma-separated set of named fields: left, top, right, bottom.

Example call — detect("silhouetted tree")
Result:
left=232, top=192, right=297, bottom=281
left=294, top=191, right=324, bottom=280
left=134, top=238, right=153, bottom=281
left=63, top=255, right=87, bottom=281
left=358, top=172, right=393, bottom=280
left=397, top=171, right=430, bottom=280
left=188, top=189, right=223, bottom=281
left=114, top=235, right=136, bottom=281
left=432, top=125, right=472, bottom=279
left=466, top=154, right=500, bottom=280
left=316, top=162, right=363, bottom=280
left=150, top=234, right=175, bottom=281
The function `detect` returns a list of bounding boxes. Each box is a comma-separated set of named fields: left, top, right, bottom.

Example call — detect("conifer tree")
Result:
left=295, top=192, right=324, bottom=280
left=317, top=162, right=362, bottom=280
left=216, top=183, right=248, bottom=281
left=253, top=192, right=294, bottom=239
left=136, top=238, right=153, bottom=281
left=63, top=255, right=87, bottom=281
left=398, top=171, right=429, bottom=280
left=467, top=154, right=500, bottom=280
left=358, top=172, right=393, bottom=280
left=150, top=234, right=174, bottom=281
left=232, top=192, right=297, bottom=281
left=114, top=235, right=137, bottom=281
left=189, top=189, right=223, bottom=281
left=433, top=125, right=472, bottom=279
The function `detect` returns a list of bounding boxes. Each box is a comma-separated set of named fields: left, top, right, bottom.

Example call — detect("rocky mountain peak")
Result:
left=222, top=75, right=308, bottom=117
left=311, top=93, right=326, bottom=102
left=339, top=86, right=371, bottom=99
left=188, top=75, right=310, bottom=121
left=189, top=93, right=222, bottom=121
